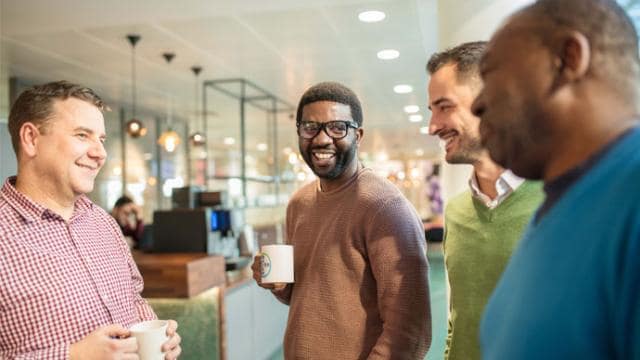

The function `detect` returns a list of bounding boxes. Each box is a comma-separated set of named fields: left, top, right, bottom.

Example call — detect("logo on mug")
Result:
left=261, top=253, right=272, bottom=278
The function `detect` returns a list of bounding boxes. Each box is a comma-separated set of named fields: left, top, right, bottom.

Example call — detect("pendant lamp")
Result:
left=157, top=52, right=181, bottom=153
left=125, top=34, right=147, bottom=138
left=189, top=65, right=206, bottom=147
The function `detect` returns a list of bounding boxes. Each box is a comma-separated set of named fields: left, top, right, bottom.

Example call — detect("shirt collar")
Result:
left=469, top=169, right=524, bottom=199
left=1, top=176, right=94, bottom=223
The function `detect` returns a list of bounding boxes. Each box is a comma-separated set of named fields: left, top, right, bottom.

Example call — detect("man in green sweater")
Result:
left=426, top=42, right=544, bottom=360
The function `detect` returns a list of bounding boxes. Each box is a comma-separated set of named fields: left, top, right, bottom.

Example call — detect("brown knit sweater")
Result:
left=273, top=168, right=431, bottom=359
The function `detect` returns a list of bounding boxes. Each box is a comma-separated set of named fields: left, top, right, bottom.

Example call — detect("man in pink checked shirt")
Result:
left=0, top=81, right=181, bottom=359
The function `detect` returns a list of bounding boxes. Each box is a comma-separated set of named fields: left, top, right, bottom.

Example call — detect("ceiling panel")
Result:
left=1, top=0, right=440, bottom=159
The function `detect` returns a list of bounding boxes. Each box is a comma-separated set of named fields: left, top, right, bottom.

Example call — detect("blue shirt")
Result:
left=481, top=126, right=640, bottom=359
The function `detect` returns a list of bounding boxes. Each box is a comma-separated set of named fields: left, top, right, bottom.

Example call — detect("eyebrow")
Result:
left=429, top=97, right=452, bottom=110
left=74, top=126, right=106, bottom=139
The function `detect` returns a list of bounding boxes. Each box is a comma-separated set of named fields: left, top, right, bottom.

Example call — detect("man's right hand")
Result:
left=251, top=255, right=286, bottom=291
left=69, top=324, right=138, bottom=360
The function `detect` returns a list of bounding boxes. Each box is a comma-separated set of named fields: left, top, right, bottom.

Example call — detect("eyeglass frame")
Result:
left=296, top=120, right=360, bottom=140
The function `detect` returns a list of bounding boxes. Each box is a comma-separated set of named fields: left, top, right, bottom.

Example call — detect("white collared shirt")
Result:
left=469, top=170, right=524, bottom=209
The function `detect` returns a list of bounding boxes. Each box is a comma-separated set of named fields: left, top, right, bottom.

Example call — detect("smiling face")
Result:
left=471, top=15, right=557, bottom=179
left=298, top=101, right=363, bottom=184
left=33, top=97, right=107, bottom=199
left=428, top=63, right=484, bottom=164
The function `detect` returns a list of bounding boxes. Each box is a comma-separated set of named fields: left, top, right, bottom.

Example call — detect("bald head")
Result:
left=471, top=0, right=640, bottom=180
left=515, top=0, right=640, bottom=101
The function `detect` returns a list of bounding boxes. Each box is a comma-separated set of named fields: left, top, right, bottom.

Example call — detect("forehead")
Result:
left=428, top=63, right=478, bottom=104
left=301, top=101, right=352, bottom=121
left=51, top=97, right=105, bottom=132
left=485, top=14, right=543, bottom=62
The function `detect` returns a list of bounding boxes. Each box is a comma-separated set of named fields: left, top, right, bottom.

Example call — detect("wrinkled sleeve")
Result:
left=365, top=196, right=432, bottom=359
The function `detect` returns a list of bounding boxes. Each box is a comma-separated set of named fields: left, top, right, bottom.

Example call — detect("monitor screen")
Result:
left=211, top=210, right=231, bottom=232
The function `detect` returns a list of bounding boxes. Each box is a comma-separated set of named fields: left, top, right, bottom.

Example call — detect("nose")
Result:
left=471, top=92, right=486, bottom=118
left=89, top=139, right=107, bottom=162
left=428, top=113, right=444, bottom=136
left=311, top=126, right=334, bottom=146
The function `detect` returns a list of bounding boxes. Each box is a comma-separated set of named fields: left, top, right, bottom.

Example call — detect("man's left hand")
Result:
left=162, top=319, right=182, bottom=359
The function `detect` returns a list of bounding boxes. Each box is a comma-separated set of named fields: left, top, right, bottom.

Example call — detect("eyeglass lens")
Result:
left=298, top=121, right=354, bottom=139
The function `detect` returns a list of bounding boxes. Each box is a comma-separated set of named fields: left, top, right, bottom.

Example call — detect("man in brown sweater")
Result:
left=252, top=82, right=432, bottom=359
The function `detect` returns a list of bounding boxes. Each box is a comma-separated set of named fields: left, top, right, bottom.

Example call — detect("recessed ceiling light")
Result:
left=419, top=126, right=429, bottom=134
left=393, top=84, right=413, bottom=94
left=377, top=49, right=399, bottom=60
left=404, top=105, right=420, bottom=113
left=223, top=137, right=235, bottom=145
left=415, top=149, right=425, bottom=156
left=409, top=114, right=423, bottom=122
left=358, top=10, right=386, bottom=23
left=257, top=143, right=268, bottom=151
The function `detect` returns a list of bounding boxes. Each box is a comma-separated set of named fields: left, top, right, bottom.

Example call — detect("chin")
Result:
left=315, top=166, right=346, bottom=180
left=73, top=182, right=96, bottom=196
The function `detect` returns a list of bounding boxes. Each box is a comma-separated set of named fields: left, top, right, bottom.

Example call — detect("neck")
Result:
left=472, top=153, right=505, bottom=200
left=543, top=92, right=638, bottom=182
left=319, top=161, right=362, bottom=192
left=15, top=169, right=76, bottom=221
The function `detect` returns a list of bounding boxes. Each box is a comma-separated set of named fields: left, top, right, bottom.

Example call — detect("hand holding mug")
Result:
left=252, top=254, right=287, bottom=291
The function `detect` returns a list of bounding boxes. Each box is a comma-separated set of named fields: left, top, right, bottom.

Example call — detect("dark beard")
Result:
left=303, top=140, right=358, bottom=180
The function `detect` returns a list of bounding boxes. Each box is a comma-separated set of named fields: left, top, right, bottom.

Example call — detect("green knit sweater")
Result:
left=443, top=180, right=544, bottom=360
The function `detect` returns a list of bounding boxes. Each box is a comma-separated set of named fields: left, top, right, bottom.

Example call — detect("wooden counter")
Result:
left=133, top=252, right=226, bottom=298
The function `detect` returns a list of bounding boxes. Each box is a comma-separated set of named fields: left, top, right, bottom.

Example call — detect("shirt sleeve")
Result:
left=126, top=249, right=157, bottom=321
left=616, top=220, right=640, bottom=358
left=115, top=227, right=157, bottom=322
left=364, top=196, right=432, bottom=359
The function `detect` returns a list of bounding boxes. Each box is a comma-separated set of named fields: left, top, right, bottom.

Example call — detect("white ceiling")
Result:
left=1, top=0, right=440, bottom=159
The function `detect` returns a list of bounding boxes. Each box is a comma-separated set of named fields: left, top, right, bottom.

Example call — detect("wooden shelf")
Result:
left=133, top=252, right=226, bottom=298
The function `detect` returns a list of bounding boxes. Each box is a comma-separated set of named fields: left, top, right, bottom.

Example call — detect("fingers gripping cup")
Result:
left=129, top=320, right=169, bottom=360
left=260, top=244, right=294, bottom=283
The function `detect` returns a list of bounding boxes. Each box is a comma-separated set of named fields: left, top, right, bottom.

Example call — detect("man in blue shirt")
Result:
left=471, top=0, right=640, bottom=358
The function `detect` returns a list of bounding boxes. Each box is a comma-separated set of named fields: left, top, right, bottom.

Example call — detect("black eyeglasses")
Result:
left=297, top=120, right=359, bottom=140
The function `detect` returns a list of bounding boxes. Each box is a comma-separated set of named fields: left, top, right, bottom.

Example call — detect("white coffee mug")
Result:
left=129, top=320, right=168, bottom=360
left=260, top=244, right=294, bottom=283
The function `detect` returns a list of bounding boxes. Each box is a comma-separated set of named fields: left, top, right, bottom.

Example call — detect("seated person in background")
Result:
left=0, top=81, right=181, bottom=359
left=112, top=195, right=144, bottom=248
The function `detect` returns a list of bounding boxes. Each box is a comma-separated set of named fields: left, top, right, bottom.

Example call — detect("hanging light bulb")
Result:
left=126, top=118, right=147, bottom=137
left=125, top=34, right=146, bottom=138
left=188, top=65, right=206, bottom=146
left=190, top=131, right=205, bottom=146
left=158, top=129, right=181, bottom=153
left=157, top=52, right=182, bottom=152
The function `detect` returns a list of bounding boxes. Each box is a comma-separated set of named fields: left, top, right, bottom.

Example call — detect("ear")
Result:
left=354, top=127, right=364, bottom=147
left=19, top=122, right=41, bottom=158
left=553, top=30, right=591, bottom=87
